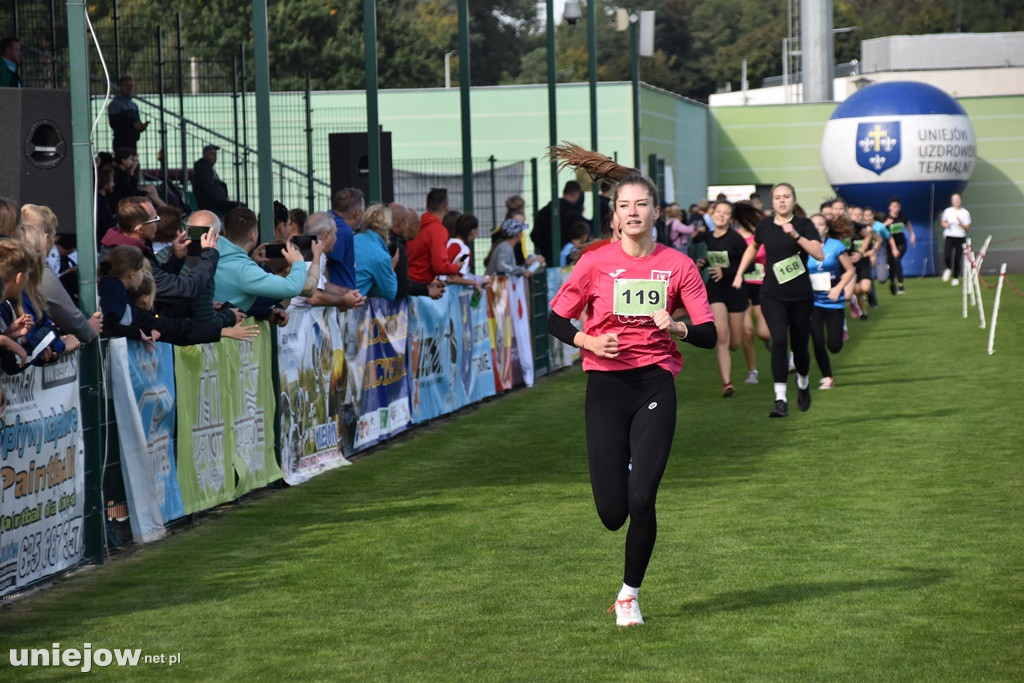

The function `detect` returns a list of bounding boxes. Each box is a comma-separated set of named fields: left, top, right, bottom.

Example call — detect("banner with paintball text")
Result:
left=0, top=355, right=85, bottom=597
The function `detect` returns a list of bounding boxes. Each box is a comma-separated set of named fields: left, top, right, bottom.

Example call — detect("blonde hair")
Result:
left=361, top=204, right=391, bottom=242
left=20, top=204, right=58, bottom=252
left=19, top=224, right=50, bottom=317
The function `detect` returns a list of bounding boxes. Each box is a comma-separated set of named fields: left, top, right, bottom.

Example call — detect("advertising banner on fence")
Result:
left=109, top=339, right=184, bottom=544
left=407, top=292, right=463, bottom=423
left=456, top=286, right=497, bottom=405
left=487, top=277, right=518, bottom=391
left=0, top=355, right=85, bottom=597
left=547, top=267, right=579, bottom=370
left=508, top=275, right=534, bottom=388
left=278, top=307, right=351, bottom=485
left=174, top=343, right=234, bottom=514
left=343, top=298, right=412, bottom=453
left=229, top=322, right=280, bottom=496
left=175, top=329, right=279, bottom=512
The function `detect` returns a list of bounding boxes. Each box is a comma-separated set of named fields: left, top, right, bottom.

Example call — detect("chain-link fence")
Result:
left=4, top=3, right=539, bottom=226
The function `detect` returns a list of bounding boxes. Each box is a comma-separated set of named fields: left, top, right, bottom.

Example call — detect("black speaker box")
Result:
left=328, top=131, right=394, bottom=204
left=0, top=88, right=76, bottom=234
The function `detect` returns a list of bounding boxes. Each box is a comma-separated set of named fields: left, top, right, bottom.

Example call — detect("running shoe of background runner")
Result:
left=745, top=369, right=759, bottom=384
left=797, top=385, right=812, bottom=411
left=819, top=376, right=835, bottom=390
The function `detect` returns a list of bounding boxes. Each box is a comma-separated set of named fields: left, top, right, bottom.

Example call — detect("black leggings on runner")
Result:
left=760, top=296, right=813, bottom=383
left=585, top=366, right=677, bottom=588
left=810, top=306, right=845, bottom=378
left=890, top=234, right=907, bottom=283
left=944, top=236, right=966, bottom=278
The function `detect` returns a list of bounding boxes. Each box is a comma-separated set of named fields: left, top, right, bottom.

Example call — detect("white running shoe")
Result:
left=745, top=369, right=759, bottom=384
left=941, top=269, right=951, bottom=282
left=951, top=278, right=959, bottom=286
left=819, top=376, right=835, bottom=390
left=608, top=596, right=644, bottom=627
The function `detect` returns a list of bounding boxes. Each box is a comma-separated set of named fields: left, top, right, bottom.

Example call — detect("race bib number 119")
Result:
left=613, top=278, right=667, bottom=316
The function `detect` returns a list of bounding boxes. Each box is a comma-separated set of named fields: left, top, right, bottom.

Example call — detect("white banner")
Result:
left=0, top=355, right=85, bottom=596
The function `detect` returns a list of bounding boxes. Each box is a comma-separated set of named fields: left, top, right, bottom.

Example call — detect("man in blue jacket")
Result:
left=214, top=208, right=307, bottom=316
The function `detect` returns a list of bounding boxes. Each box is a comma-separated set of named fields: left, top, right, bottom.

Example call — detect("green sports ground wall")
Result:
left=711, top=96, right=1024, bottom=272
left=143, top=84, right=1019, bottom=269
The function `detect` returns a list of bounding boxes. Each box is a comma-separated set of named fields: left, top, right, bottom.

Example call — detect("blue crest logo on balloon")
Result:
left=822, top=81, right=976, bottom=276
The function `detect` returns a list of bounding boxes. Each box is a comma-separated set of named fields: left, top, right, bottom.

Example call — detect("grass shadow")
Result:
left=673, top=567, right=953, bottom=617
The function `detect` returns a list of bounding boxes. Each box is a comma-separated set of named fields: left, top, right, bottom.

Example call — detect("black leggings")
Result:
left=759, top=296, right=813, bottom=383
left=810, top=306, right=845, bottom=378
left=890, top=233, right=907, bottom=283
left=944, top=236, right=966, bottom=277
left=585, top=366, right=677, bottom=588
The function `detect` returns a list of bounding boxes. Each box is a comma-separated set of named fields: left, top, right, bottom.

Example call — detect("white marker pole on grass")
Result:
left=964, top=239, right=977, bottom=308
left=975, top=265, right=986, bottom=329
left=977, top=235, right=993, bottom=270
left=962, top=245, right=970, bottom=319
left=987, top=263, right=1007, bottom=355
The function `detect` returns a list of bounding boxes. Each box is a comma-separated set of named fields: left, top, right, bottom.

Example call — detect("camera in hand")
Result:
left=290, top=234, right=317, bottom=260
left=186, top=224, right=210, bottom=256
left=265, top=235, right=318, bottom=261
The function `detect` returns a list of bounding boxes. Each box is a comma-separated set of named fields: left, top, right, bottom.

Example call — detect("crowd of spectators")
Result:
left=0, top=156, right=538, bottom=395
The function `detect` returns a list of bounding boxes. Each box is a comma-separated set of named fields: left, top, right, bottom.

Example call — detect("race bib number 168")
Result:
left=613, top=279, right=667, bottom=316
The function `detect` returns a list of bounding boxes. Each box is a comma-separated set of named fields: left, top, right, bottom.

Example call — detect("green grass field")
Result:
left=3, top=277, right=1023, bottom=681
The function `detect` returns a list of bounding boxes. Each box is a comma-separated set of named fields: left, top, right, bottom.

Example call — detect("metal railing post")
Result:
left=157, top=26, right=169, bottom=203
left=305, top=73, right=314, bottom=214
left=176, top=13, right=187, bottom=193
left=232, top=58, right=241, bottom=203
left=112, top=0, right=121, bottom=80
left=49, top=0, right=58, bottom=88
left=488, top=155, right=497, bottom=230
left=240, top=42, right=250, bottom=206
left=530, top=157, right=539, bottom=224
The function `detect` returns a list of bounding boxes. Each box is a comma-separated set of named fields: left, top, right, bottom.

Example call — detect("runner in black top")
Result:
left=732, top=183, right=823, bottom=417
left=882, top=197, right=915, bottom=295
left=844, top=206, right=877, bottom=320
left=693, top=200, right=750, bottom=396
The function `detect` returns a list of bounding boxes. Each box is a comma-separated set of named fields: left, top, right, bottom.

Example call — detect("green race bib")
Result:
left=613, top=278, right=668, bottom=316
left=852, top=239, right=864, bottom=252
left=743, top=263, right=765, bottom=282
left=890, top=221, right=905, bottom=235
left=706, top=250, right=730, bottom=268
left=772, top=254, right=806, bottom=285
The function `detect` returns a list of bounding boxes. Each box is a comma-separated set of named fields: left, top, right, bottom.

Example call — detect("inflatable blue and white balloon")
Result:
left=821, top=81, right=976, bottom=276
